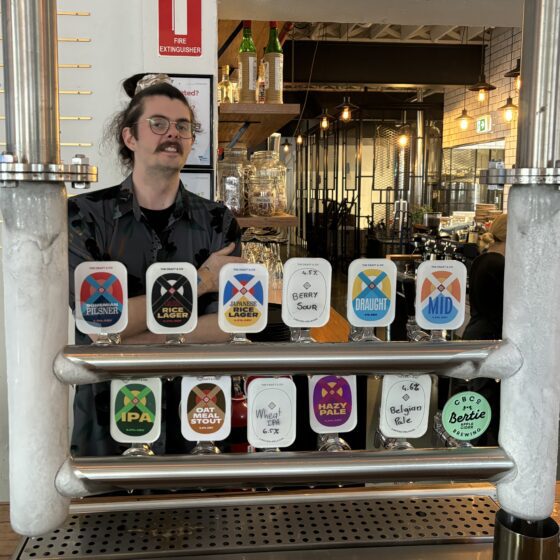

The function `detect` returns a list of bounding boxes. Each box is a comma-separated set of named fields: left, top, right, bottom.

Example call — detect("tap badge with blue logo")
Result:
left=223, top=273, right=264, bottom=327
left=352, top=269, right=391, bottom=321
left=80, top=272, right=124, bottom=327
left=219, top=263, right=269, bottom=333
left=415, top=261, right=466, bottom=331
left=347, top=259, right=397, bottom=327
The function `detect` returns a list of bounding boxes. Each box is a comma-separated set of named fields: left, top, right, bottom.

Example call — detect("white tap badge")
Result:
left=219, top=263, right=269, bottom=333
left=415, top=260, right=467, bottom=330
left=379, top=375, right=432, bottom=438
left=146, top=263, right=198, bottom=334
left=247, top=377, right=296, bottom=448
left=309, top=375, right=357, bottom=434
left=110, top=378, right=161, bottom=444
left=180, top=376, right=231, bottom=442
left=282, top=258, right=332, bottom=328
left=347, top=259, right=397, bottom=327
left=75, top=261, right=128, bottom=334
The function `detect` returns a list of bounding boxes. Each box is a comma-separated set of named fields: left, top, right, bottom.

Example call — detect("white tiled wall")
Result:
left=443, top=28, right=522, bottom=208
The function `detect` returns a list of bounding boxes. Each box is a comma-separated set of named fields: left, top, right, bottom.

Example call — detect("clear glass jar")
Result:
left=248, top=178, right=276, bottom=217
left=217, top=147, right=255, bottom=216
left=251, top=150, right=287, bottom=215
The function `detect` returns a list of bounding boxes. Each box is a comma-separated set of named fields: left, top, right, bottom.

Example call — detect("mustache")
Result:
left=156, top=141, right=183, bottom=155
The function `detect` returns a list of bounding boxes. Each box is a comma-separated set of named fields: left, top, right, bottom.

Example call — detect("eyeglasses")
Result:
left=144, top=116, right=195, bottom=139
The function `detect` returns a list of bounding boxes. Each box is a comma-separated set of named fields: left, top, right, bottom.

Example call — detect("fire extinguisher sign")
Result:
left=158, top=0, right=202, bottom=57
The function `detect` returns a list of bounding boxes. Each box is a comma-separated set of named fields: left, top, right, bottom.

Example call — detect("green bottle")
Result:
left=264, top=21, right=283, bottom=104
left=238, top=20, right=257, bottom=103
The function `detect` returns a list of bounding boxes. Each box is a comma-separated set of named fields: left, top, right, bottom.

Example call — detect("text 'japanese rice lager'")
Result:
left=238, top=20, right=257, bottom=103
left=264, top=21, right=283, bottom=104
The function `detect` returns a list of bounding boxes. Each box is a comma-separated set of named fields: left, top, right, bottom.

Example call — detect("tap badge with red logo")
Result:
left=186, top=383, right=227, bottom=435
left=312, top=376, right=353, bottom=428
left=151, top=272, right=193, bottom=328
left=222, top=273, right=264, bottom=327
left=80, top=272, right=124, bottom=328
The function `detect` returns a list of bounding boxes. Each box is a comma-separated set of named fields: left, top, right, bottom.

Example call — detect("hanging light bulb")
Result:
left=282, top=138, right=291, bottom=153
left=341, top=104, right=351, bottom=122
left=468, top=27, right=496, bottom=103
left=499, top=97, right=518, bottom=122
left=456, top=108, right=473, bottom=131
left=320, top=115, right=329, bottom=130
left=505, top=57, right=521, bottom=91
left=296, top=133, right=303, bottom=145
left=397, top=133, right=409, bottom=147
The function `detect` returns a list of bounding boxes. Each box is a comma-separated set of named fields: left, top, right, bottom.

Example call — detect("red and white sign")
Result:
left=158, top=0, right=202, bottom=57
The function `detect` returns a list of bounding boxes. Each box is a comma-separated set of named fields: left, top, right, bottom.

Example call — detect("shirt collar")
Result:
left=113, top=174, right=193, bottom=222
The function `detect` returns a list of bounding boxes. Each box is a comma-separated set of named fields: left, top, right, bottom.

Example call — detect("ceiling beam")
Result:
left=430, top=25, right=459, bottom=42
left=401, top=25, right=425, bottom=40
left=283, top=40, right=483, bottom=87
left=369, top=23, right=392, bottom=39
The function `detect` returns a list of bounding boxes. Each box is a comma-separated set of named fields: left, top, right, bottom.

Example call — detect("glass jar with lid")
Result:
left=248, top=177, right=276, bottom=217
left=217, top=146, right=255, bottom=216
left=251, top=150, right=287, bottom=215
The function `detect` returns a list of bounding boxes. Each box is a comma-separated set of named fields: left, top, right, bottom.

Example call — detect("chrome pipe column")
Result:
left=0, top=0, right=69, bottom=536
left=53, top=340, right=519, bottom=384
left=413, top=89, right=425, bottom=208
left=497, top=0, right=560, bottom=530
left=55, top=448, right=514, bottom=497
left=1, top=0, right=60, bottom=163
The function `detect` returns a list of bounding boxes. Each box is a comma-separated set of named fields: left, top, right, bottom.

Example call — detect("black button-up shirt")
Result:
left=68, top=174, right=241, bottom=316
left=67, top=174, right=241, bottom=456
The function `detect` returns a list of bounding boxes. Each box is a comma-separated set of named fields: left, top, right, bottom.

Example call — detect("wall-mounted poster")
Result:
left=180, top=170, right=213, bottom=200
left=170, top=74, right=213, bottom=168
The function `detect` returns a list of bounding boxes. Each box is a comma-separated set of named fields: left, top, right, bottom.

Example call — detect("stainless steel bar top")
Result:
left=56, top=448, right=514, bottom=497
left=55, top=340, right=503, bottom=384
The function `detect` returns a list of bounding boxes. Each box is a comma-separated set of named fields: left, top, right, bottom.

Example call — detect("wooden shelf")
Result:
left=236, top=213, right=298, bottom=228
left=219, top=103, right=300, bottom=149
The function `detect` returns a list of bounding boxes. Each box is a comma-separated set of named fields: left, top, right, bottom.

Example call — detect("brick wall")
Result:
left=443, top=28, right=521, bottom=208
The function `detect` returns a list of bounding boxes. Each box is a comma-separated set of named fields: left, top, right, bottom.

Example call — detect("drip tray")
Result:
left=16, top=496, right=497, bottom=559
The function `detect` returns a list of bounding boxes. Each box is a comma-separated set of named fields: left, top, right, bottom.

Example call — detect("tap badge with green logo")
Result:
left=442, top=391, right=491, bottom=441
left=114, top=383, right=157, bottom=437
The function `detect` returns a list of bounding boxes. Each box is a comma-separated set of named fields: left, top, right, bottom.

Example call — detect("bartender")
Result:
left=68, top=74, right=244, bottom=455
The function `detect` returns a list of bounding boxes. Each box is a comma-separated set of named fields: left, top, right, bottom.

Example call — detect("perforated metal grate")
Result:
left=16, top=496, right=497, bottom=559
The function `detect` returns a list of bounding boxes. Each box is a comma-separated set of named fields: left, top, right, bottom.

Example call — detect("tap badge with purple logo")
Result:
left=80, top=272, right=124, bottom=327
left=222, top=273, right=264, bottom=327
left=312, top=376, right=353, bottom=428
left=151, top=272, right=193, bottom=328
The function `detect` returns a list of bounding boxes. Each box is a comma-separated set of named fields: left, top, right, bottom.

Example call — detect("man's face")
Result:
left=122, top=95, right=194, bottom=175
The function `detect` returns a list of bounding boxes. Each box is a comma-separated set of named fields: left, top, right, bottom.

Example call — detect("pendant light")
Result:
left=505, top=58, right=521, bottom=91
left=456, top=84, right=473, bottom=131
left=336, top=96, right=359, bottom=122
left=500, top=29, right=519, bottom=122
left=499, top=97, right=518, bottom=122
left=296, top=133, right=303, bottom=145
left=469, top=27, right=496, bottom=102
left=319, top=108, right=333, bottom=131
left=282, top=138, right=291, bottom=153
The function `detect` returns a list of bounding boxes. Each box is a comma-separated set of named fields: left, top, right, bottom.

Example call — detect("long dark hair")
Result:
left=108, top=79, right=199, bottom=169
